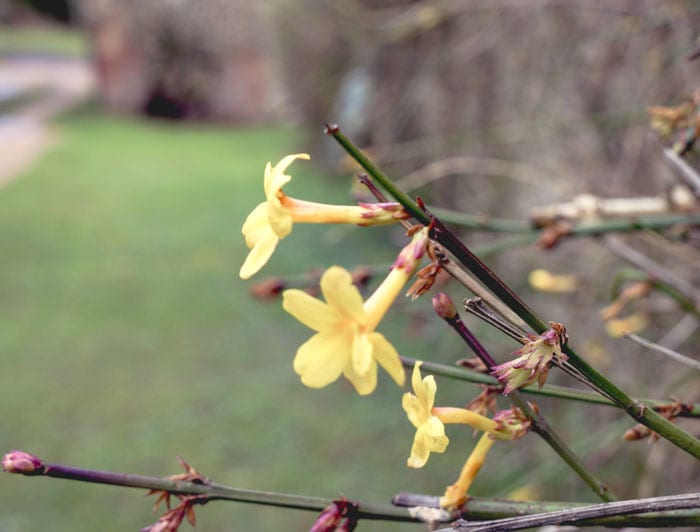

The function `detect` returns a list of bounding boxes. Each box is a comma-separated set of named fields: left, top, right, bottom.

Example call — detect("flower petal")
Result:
left=268, top=199, right=294, bottom=239
left=411, top=361, right=423, bottom=394
left=293, top=330, right=352, bottom=388
left=344, top=357, right=377, bottom=396
left=402, top=392, right=424, bottom=428
left=241, top=202, right=271, bottom=249
left=425, top=416, right=449, bottom=447
left=415, top=373, right=437, bottom=411
left=320, top=267, right=367, bottom=325
left=351, top=330, right=373, bottom=376
left=264, top=153, right=310, bottom=198
left=370, top=332, right=405, bottom=386
left=239, top=229, right=279, bottom=279
left=283, top=289, right=340, bottom=332
left=407, top=425, right=436, bottom=469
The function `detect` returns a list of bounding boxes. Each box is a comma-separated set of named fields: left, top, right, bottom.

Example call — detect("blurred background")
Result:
left=1, top=0, right=699, bottom=530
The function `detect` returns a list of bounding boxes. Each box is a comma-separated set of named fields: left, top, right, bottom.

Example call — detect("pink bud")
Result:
left=2, top=450, right=43, bottom=474
left=432, top=292, right=457, bottom=319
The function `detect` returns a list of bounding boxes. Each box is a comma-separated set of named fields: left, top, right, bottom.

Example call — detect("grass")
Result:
left=0, top=25, right=87, bottom=57
left=0, top=106, right=483, bottom=531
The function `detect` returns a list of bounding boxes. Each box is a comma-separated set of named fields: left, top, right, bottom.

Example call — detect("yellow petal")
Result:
left=415, top=373, right=437, bottom=410
left=424, top=416, right=449, bottom=447
left=264, top=153, right=310, bottom=198
left=293, top=330, right=352, bottom=388
left=283, top=289, right=340, bottom=331
left=344, top=357, right=377, bottom=395
left=411, top=361, right=424, bottom=394
left=267, top=199, right=294, bottom=239
left=351, top=330, right=373, bottom=376
left=239, top=230, right=279, bottom=280
left=241, top=202, right=271, bottom=249
left=407, top=431, right=431, bottom=468
left=370, top=332, right=405, bottom=386
left=320, top=266, right=367, bottom=325
left=402, top=392, right=425, bottom=428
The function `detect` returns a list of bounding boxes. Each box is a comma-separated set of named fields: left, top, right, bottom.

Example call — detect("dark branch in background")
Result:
left=663, top=147, right=700, bottom=197
left=605, top=234, right=700, bottom=310
left=624, top=331, right=700, bottom=372
left=438, top=492, right=700, bottom=532
left=394, top=492, right=700, bottom=528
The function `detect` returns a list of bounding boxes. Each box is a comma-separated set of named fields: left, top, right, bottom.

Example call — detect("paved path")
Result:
left=0, top=55, right=94, bottom=188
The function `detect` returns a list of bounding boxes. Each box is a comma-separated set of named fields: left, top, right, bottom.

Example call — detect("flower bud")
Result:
left=492, top=408, right=532, bottom=440
left=310, top=499, right=358, bottom=532
left=2, top=451, right=43, bottom=474
left=432, top=292, right=457, bottom=319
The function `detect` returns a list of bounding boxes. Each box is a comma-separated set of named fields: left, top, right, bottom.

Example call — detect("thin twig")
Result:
left=624, top=331, right=700, bottom=371
left=663, top=147, right=700, bottom=197
left=2, top=453, right=415, bottom=523
left=439, top=492, right=700, bottom=532
left=605, top=234, right=700, bottom=310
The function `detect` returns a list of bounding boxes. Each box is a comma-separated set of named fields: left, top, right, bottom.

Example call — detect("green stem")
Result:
left=400, top=357, right=700, bottom=417
left=328, top=126, right=700, bottom=458
left=327, top=125, right=431, bottom=225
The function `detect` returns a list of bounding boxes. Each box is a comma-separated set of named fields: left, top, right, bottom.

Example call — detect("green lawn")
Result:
left=0, top=107, right=487, bottom=531
left=0, top=26, right=87, bottom=56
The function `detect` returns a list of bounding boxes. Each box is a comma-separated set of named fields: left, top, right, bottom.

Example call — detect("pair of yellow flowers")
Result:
left=239, top=153, right=414, bottom=396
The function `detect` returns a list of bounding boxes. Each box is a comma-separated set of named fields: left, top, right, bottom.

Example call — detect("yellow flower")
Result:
left=402, top=361, right=450, bottom=468
left=605, top=313, right=648, bottom=338
left=282, top=228, right=429, bottom=395
left=240, top=154, right=406, bottom=279
left=528, top=269, right=577, bottom=293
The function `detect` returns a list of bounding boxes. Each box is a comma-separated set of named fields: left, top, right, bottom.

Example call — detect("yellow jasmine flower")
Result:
left=402, top=361, right=450, bottom=468
left=282, top=228, right=429, bottom=395
left=240, top=154, right=407, bottom=279
left=403, top=362, right=506, bottom=469
left=402, top=363, right=533, bottom=509
left=528, top=268, right=577, bottom=293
